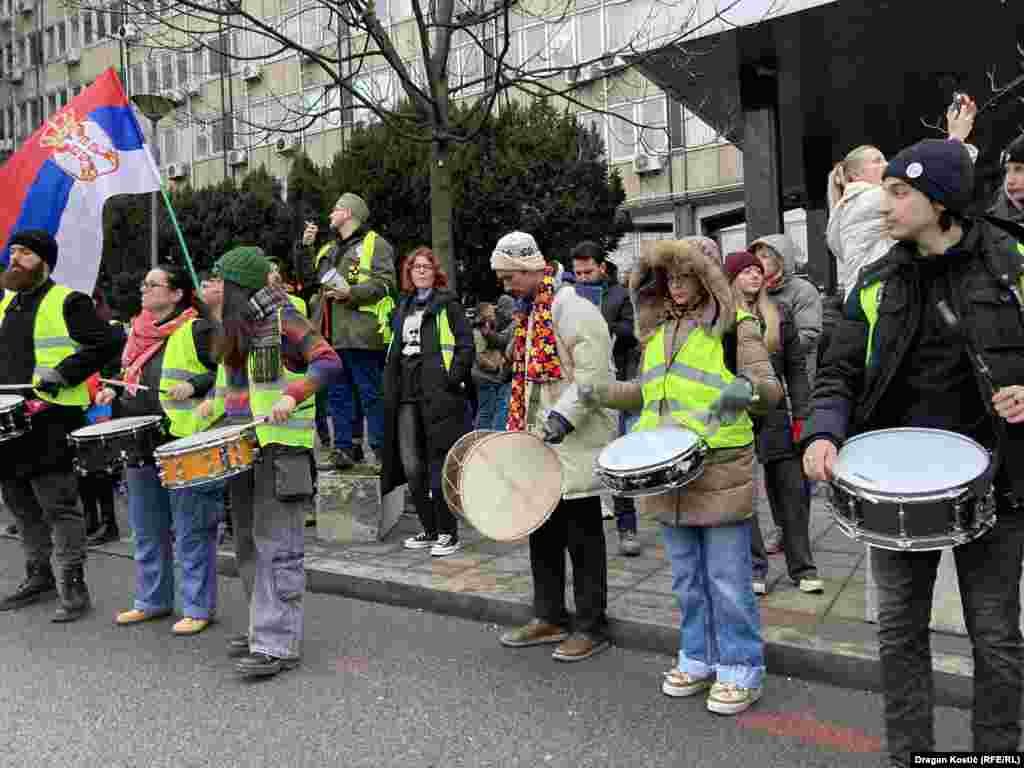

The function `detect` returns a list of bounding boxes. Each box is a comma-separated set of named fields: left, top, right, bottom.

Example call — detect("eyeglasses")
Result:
left=140, top=280, right=170, bottom=290
left=411, top=264, right=434, bottom=273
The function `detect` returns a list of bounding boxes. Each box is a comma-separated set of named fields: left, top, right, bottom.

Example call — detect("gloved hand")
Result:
left=706, top=376, right=754, bottom=425
left=791, top=418, right=805, bottom=442
left=542, top=411, right=574, bottom=445
left=34, top=369, right=67, bottom=397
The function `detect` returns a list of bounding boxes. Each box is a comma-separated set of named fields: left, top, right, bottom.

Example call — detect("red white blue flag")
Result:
left=0, top=67, right=161, bottom=294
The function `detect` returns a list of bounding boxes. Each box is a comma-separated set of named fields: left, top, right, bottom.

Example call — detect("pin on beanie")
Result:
left=883, top=139, right=974, bottom=214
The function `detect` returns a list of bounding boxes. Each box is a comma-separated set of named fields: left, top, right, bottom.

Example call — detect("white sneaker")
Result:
left=403, top=533, right=437, bottom=550
left=706, top=681, right=763, bottom=715
left=799, top=577, right=824, bottom=594
left=662, top=668, right=713, bottom=698
left=431, top=534, right=461, bottom=557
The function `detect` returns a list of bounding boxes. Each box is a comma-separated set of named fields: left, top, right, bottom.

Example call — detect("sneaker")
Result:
left=798, top=577, right=825, bottom=594
left=404, top=532, right=437, bottom=550
left=0, top=562, right=56, bottom=611
left=172, top=617, right=211, bottom=636
left=662, top=668, right=714, bottom=698
left=618, top=530, right=643, bottom=557
left=706, top=681, right=762, bottom=715
left=235, top=652, right=299, bottom=678
left=226, top=632, right=250, bottom=658
left=552, top=632, right=611, bottom=662
left=500, top=619, right=569, bottom=648
left=752, top=577, right=768, bottom=596
left=431, top=533, right=461, bottom=557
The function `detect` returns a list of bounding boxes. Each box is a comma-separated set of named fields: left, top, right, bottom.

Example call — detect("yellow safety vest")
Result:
left=0, top=283, right=89, bottom=407
left=386, top=303, right=456, bottom=371
left=316, top=231, right=394, bottom=344
left=247, top=308, right=315, bottom=449
left=634, top=310, right=755, bottom=449
left=159, top=319, right=217, bottom=438
left=287, top=293, right=307, bottom=317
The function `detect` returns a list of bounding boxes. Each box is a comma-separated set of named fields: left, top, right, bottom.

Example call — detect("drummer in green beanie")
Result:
left=203, top=244, right=343, bottom=679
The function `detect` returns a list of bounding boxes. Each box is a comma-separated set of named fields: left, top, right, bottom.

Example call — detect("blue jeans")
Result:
left=475, top=380, right=511, bottom=431
left=329, top=349, right=385, bottom=452
left=661, top=521, right=765, bottom=688
left=127, top=465, right=223, bottom=619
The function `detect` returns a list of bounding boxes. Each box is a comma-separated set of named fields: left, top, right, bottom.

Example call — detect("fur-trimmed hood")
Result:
left=629, top=238, right=736, bottom=342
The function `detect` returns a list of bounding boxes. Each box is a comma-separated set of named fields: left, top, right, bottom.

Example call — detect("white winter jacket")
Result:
left=826, top=181, right=894, bottom=299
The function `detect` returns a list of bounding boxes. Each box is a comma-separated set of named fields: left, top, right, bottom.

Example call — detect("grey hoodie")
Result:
left=749, top=233, right=822, bottom=383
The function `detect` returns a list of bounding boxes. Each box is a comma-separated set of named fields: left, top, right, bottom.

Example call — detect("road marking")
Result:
left=736, top=709, right=882, bottom=752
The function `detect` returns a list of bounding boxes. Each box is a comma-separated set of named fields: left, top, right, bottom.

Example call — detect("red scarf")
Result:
left=506, top=265, right=563, bottom=432
left=121, top=308, right=197, bottom=393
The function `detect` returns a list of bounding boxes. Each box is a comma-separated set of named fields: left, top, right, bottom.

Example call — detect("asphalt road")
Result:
left=0, top=539, right=971, bottom=768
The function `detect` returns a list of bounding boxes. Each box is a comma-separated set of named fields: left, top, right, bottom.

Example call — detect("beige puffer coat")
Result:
left=601, top=240, right=783, bottom=526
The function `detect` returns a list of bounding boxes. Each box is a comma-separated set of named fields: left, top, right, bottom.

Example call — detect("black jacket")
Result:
left=755, top=303, right=810, bottom=463
left=0, top=280, right=125, bottom=478
left=806, top=217, right=1024, bottom=496
left=380, top=290, right=475, bottom=498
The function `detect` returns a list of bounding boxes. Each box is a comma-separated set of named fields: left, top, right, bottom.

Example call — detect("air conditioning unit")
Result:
left=241, top=63, right=261, bottom=82
left=0, top=139, right=13, bottom=151
left=164, top=89, right=185, bottom=106
left=8, top=67, right=22, bottom=83
left=116, top=22, right=140, bottom=42
left=0, top=12, right=11, bottom=25
left=565, top=67, right=579, bottom=84
left=66, top=48, right=81, bottom=65
left=227, top=149, right=247, bottom=166
left=166, top=161, right=189, bottom=179
left=633, top=153, right=664, bottom=174
left=184, top=79, right=200, bottom=96
left=17, top=0, right=32, bottom=16
left=275, top=135, right=300, bottom=155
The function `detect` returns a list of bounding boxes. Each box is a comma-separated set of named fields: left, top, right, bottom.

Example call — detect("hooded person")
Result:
left=748, top=234, right=822, bottom=384
left=988, top=133, right=1024, bottom=225
left=208, top=245, right=343, bottom=679
left=490, top=231, right=618, bottom=663
left=585, top=238, right=783, bottom=715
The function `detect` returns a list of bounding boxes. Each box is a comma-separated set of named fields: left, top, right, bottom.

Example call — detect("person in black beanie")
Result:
left=0, top=229, right=124, bottom=621
left=804, top=138, right=1024, bottom=765
left=988, top=133, right=1024, bottom=224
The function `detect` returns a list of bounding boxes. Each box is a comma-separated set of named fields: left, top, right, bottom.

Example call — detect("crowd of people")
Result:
left=2, top=91, right=1024, bottom=764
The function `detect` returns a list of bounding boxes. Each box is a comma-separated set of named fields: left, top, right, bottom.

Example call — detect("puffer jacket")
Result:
left=753, top=302, right=809, bottom=462
left=600, top=240, right=783, bottom=527
left=519, top=266, right=618, bottom=499
left=750, top=233, right=822, bottom=385
left=826, top=182, right=895, bottom=299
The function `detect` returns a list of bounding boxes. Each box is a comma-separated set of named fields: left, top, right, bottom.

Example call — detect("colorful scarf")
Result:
left=121, top=307, right=197, bottom=393
left=506, top=264, right=563, bottom=432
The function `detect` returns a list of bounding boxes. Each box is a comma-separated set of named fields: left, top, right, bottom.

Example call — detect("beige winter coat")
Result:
left=521, top=270, right=617, bottom=499
left=601, top=240, right=783, bottom=526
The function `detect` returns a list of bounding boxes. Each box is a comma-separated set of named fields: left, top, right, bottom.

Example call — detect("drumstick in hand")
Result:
left=99, top=378, right=170, bottom=394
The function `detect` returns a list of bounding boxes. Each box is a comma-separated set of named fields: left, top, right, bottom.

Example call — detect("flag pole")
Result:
left=159, top=188, right=199, bottom=291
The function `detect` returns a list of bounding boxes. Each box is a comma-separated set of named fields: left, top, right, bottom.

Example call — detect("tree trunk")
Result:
left=430, top=137, right=457, bottom=293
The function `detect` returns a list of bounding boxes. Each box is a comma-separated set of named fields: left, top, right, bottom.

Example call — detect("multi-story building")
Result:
left=0, top=0, right=829, bottom=275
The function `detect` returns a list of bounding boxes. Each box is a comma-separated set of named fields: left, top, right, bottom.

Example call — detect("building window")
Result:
left=68, top=18, right=79, bottom=48
left=96, top=9, right=107, bottom=39
left=83, top=12, right=94, bottom=46
left=160, top=127, right=178, bottom=164
left=147, top=57, right=158, bottom=91
left=161, top=53, right=174, bottom=89
left=129, top=61, right=143, bottom=93
left=57, top=21, right=67, bottom=55
left=176, top=53, right=188, bottom=85
left=46, top=92, right=57, bottom=116
left=45, top=26, right=55, bottom=62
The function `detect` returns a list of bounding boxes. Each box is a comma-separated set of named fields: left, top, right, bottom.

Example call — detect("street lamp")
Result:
left=131, top=93, right=176, bottom=269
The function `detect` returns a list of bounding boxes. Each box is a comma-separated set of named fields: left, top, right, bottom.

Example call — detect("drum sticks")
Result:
left=98, top=378, right=170, bottom=394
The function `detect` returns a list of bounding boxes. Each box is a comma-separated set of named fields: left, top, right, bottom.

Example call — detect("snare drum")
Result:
left=69, top=416, right=166, bottom=475
left=154, top=424, right=260, bottom=490
left=595, top=427, right=708, bottom=497
left=830, top=428, right=996, bottom=551
left=0, top=395, right=30, bottom=443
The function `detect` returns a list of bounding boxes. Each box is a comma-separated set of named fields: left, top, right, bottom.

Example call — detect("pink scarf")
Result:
left=121, top=308, right=197, bottom=393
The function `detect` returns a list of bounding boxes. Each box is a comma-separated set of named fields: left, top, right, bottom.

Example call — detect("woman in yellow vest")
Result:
left=95, top=264, right=221, bottom=636
left=213, top=246, right=342, bottom=679
left=380, top=247, right=475, bottom=557
left=590, top=239, right=782, bottom=715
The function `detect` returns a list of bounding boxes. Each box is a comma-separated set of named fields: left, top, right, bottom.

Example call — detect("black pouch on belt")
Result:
left=273, top=449, right=315, bottom=501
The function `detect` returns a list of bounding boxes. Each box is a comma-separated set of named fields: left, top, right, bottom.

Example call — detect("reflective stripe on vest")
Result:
left=0, top=284, right=89, bottom=407
left=634, top=310, right=754, bottom=449
left=437, top=306, right=455, bottom=372
left=159, top=319, right=217, bottom=438
left=287, top=293, right=308, bottom=317
left=247, top=308, right=314, bottom=449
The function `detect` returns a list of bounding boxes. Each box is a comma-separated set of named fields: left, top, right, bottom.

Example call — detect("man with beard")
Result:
left=0, top=230, right=124, bottom=621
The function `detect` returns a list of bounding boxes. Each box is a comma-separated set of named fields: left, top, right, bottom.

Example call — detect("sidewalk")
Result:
left=0, top=480, right=977, bottom=708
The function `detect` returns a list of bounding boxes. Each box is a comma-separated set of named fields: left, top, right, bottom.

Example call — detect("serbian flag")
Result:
left=0, top=68, right=161, bottom=294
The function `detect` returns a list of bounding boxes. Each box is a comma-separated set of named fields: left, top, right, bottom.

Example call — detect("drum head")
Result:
left=0, top=395, right=24, bottom=409
left=598, top=427, right=702, bottom=473
left=835, top=428, right=989, bottom=497
left=444, top=430, right=562, bottom=541
left=157, top=424, right=249, bottom=453
left=72, top=416, right=163, bottom=437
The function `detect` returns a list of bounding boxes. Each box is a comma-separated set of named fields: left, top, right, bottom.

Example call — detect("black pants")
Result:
left=1, top=470, right=86, bottom=571
left=79, top=472, right=116, bottom=531
left=529, top=495, right=608, bottom=634
left=750, top=457, right=816, bottom=581
left=872, top=505, right=1024, bottom=766
left=398, top=403, right=456, bottom=537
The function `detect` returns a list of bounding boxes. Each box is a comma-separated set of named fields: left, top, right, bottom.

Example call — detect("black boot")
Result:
left=52, top=565, right=91, bottom=623
left=0, top=561, right=57, bottom=611
left=87, top=521, right=120, bottom=546
left=235, top=652, right=299, bottom=678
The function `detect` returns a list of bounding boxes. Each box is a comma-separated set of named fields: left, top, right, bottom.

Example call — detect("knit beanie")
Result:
left=335, top=193, right=370, bottom=224
left=723, top=251, right=763, bottom=281
left=883, top=139, right=974, bottom=214
left=218, top=246, right=271, bottom=291
left=9, top=229, right=58, bottom=272
left=490, top=231, right=546, bottom=272
left=1002, top=134, right=1024, bottom=166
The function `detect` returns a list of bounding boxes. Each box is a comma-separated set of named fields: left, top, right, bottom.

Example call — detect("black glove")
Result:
left=34, top=369, right=66, bottom=397
left=542, top=411, right=574, bottom=445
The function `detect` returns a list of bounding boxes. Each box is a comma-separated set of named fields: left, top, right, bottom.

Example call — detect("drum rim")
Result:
left=834, top=427, right=990, bottom=500
left=155, top=426, right=255, bottom=455
left=597, top=428, right=706, bottom=474
left=71, top=415, right=164, bottom=438
left=0, top=395, right=25, bottom=408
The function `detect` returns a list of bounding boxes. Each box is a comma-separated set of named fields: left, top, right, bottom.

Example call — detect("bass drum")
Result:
left=442, top=430, right=563, bottom=541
